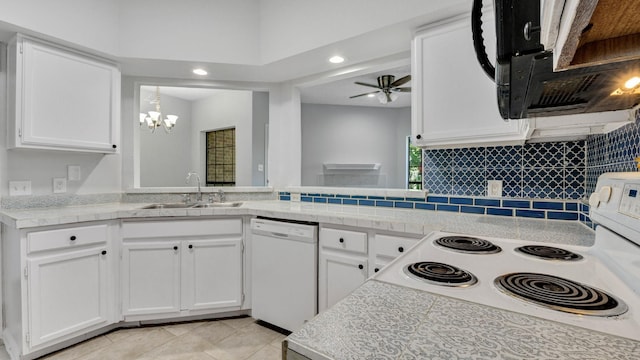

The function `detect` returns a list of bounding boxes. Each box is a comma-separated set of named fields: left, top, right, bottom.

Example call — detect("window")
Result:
left=206, top=128, right=235, bottom=186
left=407, top=137, right=422, bottom=190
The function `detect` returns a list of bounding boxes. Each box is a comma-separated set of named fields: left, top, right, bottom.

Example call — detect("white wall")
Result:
left=252, top=92, right=269, bottom=186
left=117, top=0, right=260, bottom=64
left=139, top=89, right=192, bottom=187
left=0, top=0, right=120, bottom=55
left=191, top=90, right=254, bottom=186
left=301, top=104, right=411, bottom=188
left=268, top=83, right=301, bottom=188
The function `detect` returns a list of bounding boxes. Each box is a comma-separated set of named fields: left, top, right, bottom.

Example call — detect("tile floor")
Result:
left=0, top=316, right=287, bottom=360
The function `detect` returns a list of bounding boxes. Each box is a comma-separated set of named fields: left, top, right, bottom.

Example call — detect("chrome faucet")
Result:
left=208, top=188, right=225, bottom=203
left=185, top=172, right=202, bottom=202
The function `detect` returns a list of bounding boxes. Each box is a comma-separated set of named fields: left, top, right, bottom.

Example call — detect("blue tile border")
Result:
left=279, top=191, right=583, bottom=222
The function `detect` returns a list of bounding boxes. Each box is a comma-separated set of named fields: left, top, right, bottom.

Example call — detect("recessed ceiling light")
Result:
left=193, top=68, right=208, bottom=76
left=329, top=56, right=345, bottom=64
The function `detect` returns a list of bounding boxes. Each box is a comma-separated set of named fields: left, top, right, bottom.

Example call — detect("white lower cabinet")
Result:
left=319, top=252, right=368, bottom=312
left=28, top=247, right=110, bottom=347
left=121, top=218, right=243, bottom=320
left=121, top=241, right=182, bottom=316
left=1, top=222, right=116, bottom=359
left=319, top=225, right=422, bottom=312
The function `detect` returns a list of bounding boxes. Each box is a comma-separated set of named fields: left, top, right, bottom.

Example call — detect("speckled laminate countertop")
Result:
left=0, top=201, right=594, bottom=245
left=285, top=280, right=640, bottom=360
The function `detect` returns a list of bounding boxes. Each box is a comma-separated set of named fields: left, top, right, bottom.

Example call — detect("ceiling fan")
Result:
left=349, top=74, right=411, bottom=104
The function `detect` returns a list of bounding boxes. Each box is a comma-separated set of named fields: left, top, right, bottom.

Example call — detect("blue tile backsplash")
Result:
left=423, top=141, right=586, bottom=199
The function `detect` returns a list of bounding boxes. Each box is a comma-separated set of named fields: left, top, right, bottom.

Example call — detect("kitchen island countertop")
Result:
left=285, top=280, right=640, bottom=360
left=0, top=200, right=594, bottom=246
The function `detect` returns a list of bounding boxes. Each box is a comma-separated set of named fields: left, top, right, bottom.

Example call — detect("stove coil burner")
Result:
left=495, top=273, right=628, bottom=316
left=404, top=262, right=477, bottom=287
left=515, top=245, right=583, bottom=261
left=434, top=236, right=502, bottom=254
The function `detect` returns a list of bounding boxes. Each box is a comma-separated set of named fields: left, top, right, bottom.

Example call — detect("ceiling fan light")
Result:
left=376, top=92, right=388, bottom=104
left=389, top=93, right=398, bottom=102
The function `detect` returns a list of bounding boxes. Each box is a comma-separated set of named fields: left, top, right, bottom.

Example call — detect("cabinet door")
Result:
left=318, top=252, right=367, bottom=312
left=11, top=35, right=120, bottom=153
left=122, top=241, right=181, bottom=317
left=412, top=15, right=530, bottom=147
left=181, top=238, right=243, bottom=311
left=28, top=247, right=109, bottom=347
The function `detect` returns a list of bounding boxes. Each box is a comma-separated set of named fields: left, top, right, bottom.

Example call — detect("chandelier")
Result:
left=139, top=86, right=178, bottom=133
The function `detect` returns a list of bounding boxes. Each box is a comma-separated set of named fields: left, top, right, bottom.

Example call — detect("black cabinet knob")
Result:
left=173, top=246, right=178, bottom=251
left=339, top=238, right=344, bottom=243
left=101, top=250, right=107, bottom=255
left=188, top=244, right=193, bottom=249
left=398, top=246, right=404, bottom=253
left=112, top=144, right=117, bottom=149
left=70, top=236, right=77, bottom=241
left=358, top=264, right=364, bottom=270
left=374, top=268, right=379, bottom=273
left=416, top=134, right=422, bottom=140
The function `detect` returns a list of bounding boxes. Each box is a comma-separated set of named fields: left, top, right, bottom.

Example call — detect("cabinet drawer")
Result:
left=374, top=234, right=419, bottom=258
left=27, top=224, right=109, bottom=253
left=320, top=228, right=367, bottom=254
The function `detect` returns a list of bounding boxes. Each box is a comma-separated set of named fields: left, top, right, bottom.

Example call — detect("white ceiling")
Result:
left=143, top=86, right=227, bottom=102
left=300, top=65, right=412, bottom=108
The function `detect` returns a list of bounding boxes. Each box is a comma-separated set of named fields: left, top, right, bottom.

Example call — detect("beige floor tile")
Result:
left=136, top=332, right=219, bottom=360
left=204, top=323, right=281, bottom=360
left=105, top=325, right=174, bottom=344
left=138, top=353, right=216, bottom=360
left=75, top=328, right=175, bottom=360
left=162, top=321, right=207, bottom=337
left=270, top=333, right=287, bottom=349
left=41, top=336, right=113, bottom=360
left=189, top=321, right=238, bottom=345
left=246, top=344, right=282, bottom=360
left=219, top=316, right=255, bottom=330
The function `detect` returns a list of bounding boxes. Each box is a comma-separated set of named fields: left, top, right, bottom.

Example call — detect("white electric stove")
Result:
left=373, top=172, right=640, bottom=342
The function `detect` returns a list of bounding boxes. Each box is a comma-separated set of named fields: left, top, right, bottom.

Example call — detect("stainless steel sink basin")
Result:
left=139, top=202, right=242, bottom=209
left=140, top=203, right=192, bottom=209
left=190, top=202, right=243, bottom=208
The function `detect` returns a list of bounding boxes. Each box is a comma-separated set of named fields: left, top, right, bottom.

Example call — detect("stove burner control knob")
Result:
left=599, top=186, right=612, bottom=203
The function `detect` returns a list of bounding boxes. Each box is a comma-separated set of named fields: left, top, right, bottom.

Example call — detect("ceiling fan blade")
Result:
left=392, top=87, right=411, bottom=92
left=354, top=81, right=381, bottom=89
left=390, top=75, right=411, bottom=87
left=349, top=91, right=379, bottom=99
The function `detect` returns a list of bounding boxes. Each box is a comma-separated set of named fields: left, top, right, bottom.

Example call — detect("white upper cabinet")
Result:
left=411, top=14, right=531, bottom=148
left=7, top=34, right=120, bottom=153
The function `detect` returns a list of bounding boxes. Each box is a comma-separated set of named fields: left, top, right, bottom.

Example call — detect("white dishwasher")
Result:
left=250, top=218, right=318, bottom=332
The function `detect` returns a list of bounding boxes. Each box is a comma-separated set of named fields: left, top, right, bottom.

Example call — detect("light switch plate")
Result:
left=68, top=165, right=81, bottom=181
left=9, top=181, right=32, bottom=196
left=487, top=180, right=503, bottom=197
left=53, top=178, right=67, bottom=193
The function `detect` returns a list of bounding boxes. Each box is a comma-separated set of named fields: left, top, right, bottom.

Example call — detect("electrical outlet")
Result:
left=487, top=180, right=503, bottom=197
left=67, top=165, right=81, bottom=181
left=9, top=181, right=32, bottom=196
left=258, top=164, right=264, bottom=172
left=290, top=193, right=301, bottom=202
left=53, top=178, right=67, bottom=194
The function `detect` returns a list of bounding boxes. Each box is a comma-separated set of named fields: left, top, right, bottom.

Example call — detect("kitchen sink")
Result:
left=139, top=203, right=192, bottom=209
left=139, top=202, right=242, bottom=209
left=190, top=202, right=242, bottom=208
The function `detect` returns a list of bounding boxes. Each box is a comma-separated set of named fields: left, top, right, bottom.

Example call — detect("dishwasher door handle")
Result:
left=270, top=232, right=289, bottom=238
